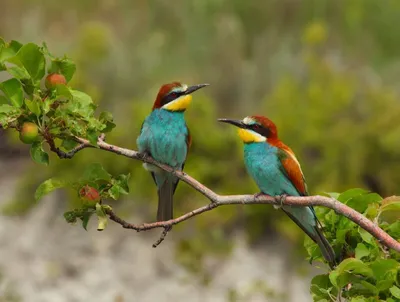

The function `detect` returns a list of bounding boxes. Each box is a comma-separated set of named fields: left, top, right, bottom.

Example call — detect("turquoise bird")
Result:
left=137, top=82, right=209, bottom=222
left=218, top=115, right=336, bottom=267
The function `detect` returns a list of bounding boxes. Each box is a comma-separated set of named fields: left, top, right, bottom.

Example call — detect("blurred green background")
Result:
left=1, top=0, right=400, bottom=296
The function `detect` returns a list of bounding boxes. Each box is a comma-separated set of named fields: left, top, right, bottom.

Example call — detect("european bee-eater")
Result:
left=218, top=115, right=336, bottom=266
left=137, top=82, right=209, bottom=222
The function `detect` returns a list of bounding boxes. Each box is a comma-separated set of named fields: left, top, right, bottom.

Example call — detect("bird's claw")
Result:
left=274, top=194, right=288, bottom=209
left=139, top=152, right=150, bottom=160
left=254, top=192, right=264, bottom=200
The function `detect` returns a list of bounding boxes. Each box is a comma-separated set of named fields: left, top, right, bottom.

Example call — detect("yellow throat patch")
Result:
left=238, top=128, right=266, bottom=143
left=163, top=95, right=193, bottom=111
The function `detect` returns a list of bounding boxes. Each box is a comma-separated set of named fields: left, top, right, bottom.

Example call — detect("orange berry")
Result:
left=45, top=73, right=67, bottom=89
left=19, top=122, right=39, bottom=144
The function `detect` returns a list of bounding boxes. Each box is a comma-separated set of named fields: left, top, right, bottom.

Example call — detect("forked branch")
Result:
left=46, top=135, right=400, bottom=253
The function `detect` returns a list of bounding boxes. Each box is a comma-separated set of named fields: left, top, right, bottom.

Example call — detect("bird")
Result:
left=137, top=82, right=209, bottom=222
left=218, top=115, right=336, bottom=267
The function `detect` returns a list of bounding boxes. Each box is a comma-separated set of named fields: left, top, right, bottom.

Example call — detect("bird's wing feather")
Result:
left=172, top=124, right=191, bottom=194
left=277, top=146, right=308, bottom=196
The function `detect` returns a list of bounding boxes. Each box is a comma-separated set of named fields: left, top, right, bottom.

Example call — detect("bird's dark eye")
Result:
left=170, top=92, right=178, bottom=97
left=253, top=124, right=261, bottom=129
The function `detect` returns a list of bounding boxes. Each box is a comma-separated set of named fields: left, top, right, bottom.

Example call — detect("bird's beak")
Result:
left=184, top=83, right=210, bottom=95
left=217, top=118, right=246, bottom=128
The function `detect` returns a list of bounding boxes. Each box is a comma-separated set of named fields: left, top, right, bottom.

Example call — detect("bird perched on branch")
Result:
left=137, top=82, right=209, bottom=222
left=218, top=115, right=336, bottom=267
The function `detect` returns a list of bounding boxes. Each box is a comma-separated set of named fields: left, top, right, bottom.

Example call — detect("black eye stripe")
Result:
left=161, top=91, right=182, bottom=106
left=249, top=124, right=270, bottom=137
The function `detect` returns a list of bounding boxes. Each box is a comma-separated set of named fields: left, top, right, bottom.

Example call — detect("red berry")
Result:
left=79, top=185, right=101, bottom=203
left=45, top=73, right=67, bottom=89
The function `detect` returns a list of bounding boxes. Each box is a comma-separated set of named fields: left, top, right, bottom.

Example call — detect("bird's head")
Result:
left=152, top=82, right=209, bottom=111
left=218, top=115, right=278, bottom=143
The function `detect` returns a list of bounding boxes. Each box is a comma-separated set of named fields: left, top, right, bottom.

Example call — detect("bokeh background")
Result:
left=1, top=0, right=400, bottom=301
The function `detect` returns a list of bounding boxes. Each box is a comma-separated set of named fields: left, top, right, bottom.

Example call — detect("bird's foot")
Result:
left=254, top=192, right=265, bottom=200
left=139, top=151, right=150, bottom=161
left=274, top=194, right=288, bottom=209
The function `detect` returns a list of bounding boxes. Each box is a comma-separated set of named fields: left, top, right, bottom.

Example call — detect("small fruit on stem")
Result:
left=45, top=73, right=67, bottom=89
left=79, top=185, right=101, bottom=206
left=19, top=122, right=39, bottom=144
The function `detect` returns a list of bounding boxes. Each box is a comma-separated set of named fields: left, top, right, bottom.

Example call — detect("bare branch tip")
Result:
left=152, top=227, right=171, bottom=248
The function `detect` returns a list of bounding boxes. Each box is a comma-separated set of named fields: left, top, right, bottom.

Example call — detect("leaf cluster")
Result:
left=309, top=189, right=400, bottom=301
left=0, top=38, right=115, bottom=165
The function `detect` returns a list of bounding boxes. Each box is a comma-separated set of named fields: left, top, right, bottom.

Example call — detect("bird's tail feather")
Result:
left=156, top=177, right=174, bottom=222
left=313, top=225, right=337, bottom=268
left=282, top=206, right=337, bottom=268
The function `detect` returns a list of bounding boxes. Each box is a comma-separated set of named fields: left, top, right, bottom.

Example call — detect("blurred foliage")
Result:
left=309, top=189, right=400, bottom=301
left=0, top=0, right=400, bottom=297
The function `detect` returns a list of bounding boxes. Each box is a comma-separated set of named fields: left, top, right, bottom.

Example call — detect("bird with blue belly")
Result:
left=218, top=115, right=337, bottom=268
left=137, top=82, right=209, bottom=222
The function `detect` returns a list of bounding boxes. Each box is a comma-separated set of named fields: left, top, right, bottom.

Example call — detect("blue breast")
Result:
left=137, top=109, right=188, bottom=168
left=243, top=142, right=299, bottom=196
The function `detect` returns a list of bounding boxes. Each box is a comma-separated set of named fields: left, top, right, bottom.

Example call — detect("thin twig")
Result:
left=43, top=133, right=89, bottom=159
left=152, top=227, right=171, bottom=248
left=48, top=136, right=399, bottom=253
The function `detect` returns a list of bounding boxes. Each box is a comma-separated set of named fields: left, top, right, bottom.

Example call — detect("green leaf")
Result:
left=30, top=141, right=49, bottom=165
left=380, top=196, right=400, bottom=212
left=330, top=258, right=373, bottom=288
left=56, top=84, right=73, bottom=99
left=358, top=227, right=375, bottom=244
left=16, top=43, right=46, bottom=82
left=357, top=280, right=378, bottom=296
left=81, top=163, right=112, bottom=182
left=304, top=235, right=323, bottom=261
left=377, top=280, right=394, bottom=292
left=379, top=196, right=400, bottom=223
left=34, top=178, right=66, bottom=201
left=108, top=185, right=120, bottom=200
left=69, top=89, right=95, bottom=115
left=0, top=104, right=22, bottom=127
left=0, top=95, right=8, bottom=105
left=50, top=58, right=76, bottom=82
left=364, top=203, right=380, bottom=220
left=86, top=129, right=99, bottom=145
left=355, top=243, right=370, bottom=260
left=99, top=111, right=116, bottom=132
left=386, top=220, right=400, bottom=238
left=337, top=188, right=368, bottom=203
left=350, top=298, right=366, bottom=302
left=347, top=193, right=382, bottom=214
left=6, top=65, right=30, bottom=79
left=108, top=174, right=131, bottom=200
left=310, top=274, right=333, bottom=300
left=95, top=203, right=108, bottom=231
left=61, top=138, right=79, bottom=150
left=25, top=98, right=41, bottom=116
left=81, top=211, right=94, bottom=231
left=0, top=104, right=17, bottom=113
left=0, top=40, right=22, bottom=62
left=0, top=78, right=24, bottom=107
left=370, top=259, right=399, bottom=282
left=20, top=78, right=35, bottom=95
left=389, top=286, right=400, bottom=299
left=114, top=173, right=130, bottom=194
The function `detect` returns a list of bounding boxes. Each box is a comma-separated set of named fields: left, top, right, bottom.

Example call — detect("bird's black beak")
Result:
left=184, top=83, right=210, bottom=95
left=217, top=118, right=246, bottom=129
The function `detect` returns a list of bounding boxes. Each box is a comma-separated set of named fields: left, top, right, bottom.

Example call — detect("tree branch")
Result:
left=51, top=135, right=400, bottom=253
